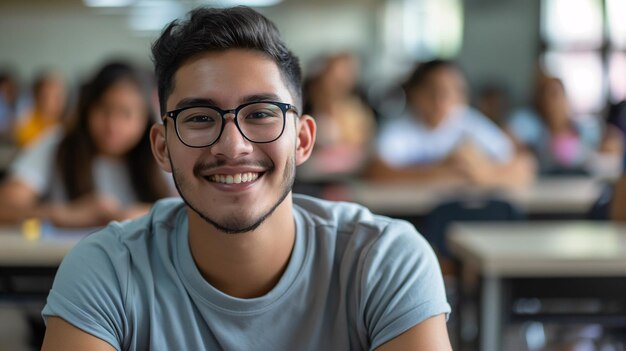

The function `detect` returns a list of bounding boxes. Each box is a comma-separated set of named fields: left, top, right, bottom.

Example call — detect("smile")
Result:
left=208, top=172, right=260, bottom=184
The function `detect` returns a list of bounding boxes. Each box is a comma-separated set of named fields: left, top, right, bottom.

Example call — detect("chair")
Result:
left=422, top=197, right=525, bottom=350
left=587, top=181, right=615, bottom=220
left=421, top=197, right=525, bottom=258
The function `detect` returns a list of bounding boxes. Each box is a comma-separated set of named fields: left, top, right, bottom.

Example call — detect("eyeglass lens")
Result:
left=175, top=102, right=284, bottom=147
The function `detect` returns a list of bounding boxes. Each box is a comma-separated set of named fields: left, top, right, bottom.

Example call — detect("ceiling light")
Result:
left=83, top=0, right=135, bottom=7
left=200, top=0, right=283, bottom=8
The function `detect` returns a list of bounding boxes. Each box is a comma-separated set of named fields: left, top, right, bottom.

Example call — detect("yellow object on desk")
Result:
left=22, top=218, right=42, bottom=241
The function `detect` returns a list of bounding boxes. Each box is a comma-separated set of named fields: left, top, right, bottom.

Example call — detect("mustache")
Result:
left=193, top=159, right=274, bottom=177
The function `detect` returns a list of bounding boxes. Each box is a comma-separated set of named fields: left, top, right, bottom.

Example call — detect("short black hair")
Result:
left=403, top=59, right=462, bottom=90
left=151, top=6, right=302, bottom=116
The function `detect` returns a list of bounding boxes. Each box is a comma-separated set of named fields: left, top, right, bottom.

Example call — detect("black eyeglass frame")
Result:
left=163, top=101, right=299, bottom=148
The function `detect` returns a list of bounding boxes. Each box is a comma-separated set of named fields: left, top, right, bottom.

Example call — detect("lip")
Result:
left=203, top=173, right=262, bottom=192
left=199, top=166, right=266, bottom=177
left=199, top=167, right=265, bottom=192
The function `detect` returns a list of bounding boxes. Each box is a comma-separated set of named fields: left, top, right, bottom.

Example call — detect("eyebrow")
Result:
left=173, top=93, right=283, bottom=110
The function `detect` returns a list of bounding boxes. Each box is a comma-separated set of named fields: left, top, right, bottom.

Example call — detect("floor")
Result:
left=0, top=304, right=36, bottom=351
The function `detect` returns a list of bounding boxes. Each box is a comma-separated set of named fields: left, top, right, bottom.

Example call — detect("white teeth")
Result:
left=210, top=172, right=259, bottom=184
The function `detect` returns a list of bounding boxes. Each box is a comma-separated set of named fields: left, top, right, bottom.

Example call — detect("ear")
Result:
left=150, top=123, right=172, bottom=173
left=295, top=114, right=316, bottom=166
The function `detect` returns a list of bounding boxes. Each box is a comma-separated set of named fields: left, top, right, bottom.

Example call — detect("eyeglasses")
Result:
left=164, top=101, right=298, bottom=148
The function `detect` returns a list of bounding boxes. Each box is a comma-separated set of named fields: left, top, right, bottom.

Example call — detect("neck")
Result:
left=187, top=196, right=296, bottom=299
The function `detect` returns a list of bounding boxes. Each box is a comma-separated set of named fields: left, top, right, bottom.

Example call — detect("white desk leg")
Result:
left=481, top=277, right=502, bottom=351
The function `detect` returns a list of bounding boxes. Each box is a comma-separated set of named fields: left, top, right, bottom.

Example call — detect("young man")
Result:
left=41, top=7, right=451, bottom=350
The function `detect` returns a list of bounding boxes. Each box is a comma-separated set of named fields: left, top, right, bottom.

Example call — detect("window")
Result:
left=541, top=0, right=626, bottom=116
left=383, top=0, right=463, bottom=61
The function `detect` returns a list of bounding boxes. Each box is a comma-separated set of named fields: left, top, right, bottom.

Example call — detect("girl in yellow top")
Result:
left=14, top=71, right=66, bottom=147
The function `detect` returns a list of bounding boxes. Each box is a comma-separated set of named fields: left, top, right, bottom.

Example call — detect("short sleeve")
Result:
left=507, top=109, right=542, bottom=146
left=360, top=220, right=450, bottom=350
left=42, top=226, right=130, bottom=351
left=464, top=108, right=514, bottom=163
left=9, top=127, right=62, bottom=195
left=376, top=118, right=422, bottom=167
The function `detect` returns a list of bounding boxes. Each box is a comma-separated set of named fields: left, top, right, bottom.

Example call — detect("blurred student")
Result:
left=610, top=107, right=626, bottom=221
left=369, top=59, right=534, bottom=187
left=302, top=52, right=376, bottom=175
left=0, top=62, right=173, bottom=228
left=475, top=83, right=511, bottom=129
left=0, top=71, right=21, bottom=141
left=508, top=76, right=622, bottom=175
left=14, top=70, right=67, bottom=147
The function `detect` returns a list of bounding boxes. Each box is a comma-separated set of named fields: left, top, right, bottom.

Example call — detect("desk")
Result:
left=348, top=176, right=603, bottom=217
left=0, top=226, right=90, bottom=299
left=448, top=221, right=626, bottom=351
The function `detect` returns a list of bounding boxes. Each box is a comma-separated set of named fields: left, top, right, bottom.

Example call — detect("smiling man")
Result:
left=40, top=6, right=451, bottom=351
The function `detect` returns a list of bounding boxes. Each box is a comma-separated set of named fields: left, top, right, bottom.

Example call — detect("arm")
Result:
left=598, top=124, right=624, bottom=155
left=42, top=228, right=127, bottom=350
left=0, top=178, right=124, bottom=227
left=376, top=314, right=451, bottom=351
left=366, top=156, right=466, bottom=185
left=0, top=178, right=40, bottom=224
left=41, top=317, right=116, bottom=351
left=363, top=221, right=452, bottom=349
left=458, top=148, right=537, bottom=188
left=367, top=148, right=536, bottom=189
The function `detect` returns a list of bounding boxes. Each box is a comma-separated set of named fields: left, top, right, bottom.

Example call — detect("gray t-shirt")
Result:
left=42, top=194, right=450, bottom=350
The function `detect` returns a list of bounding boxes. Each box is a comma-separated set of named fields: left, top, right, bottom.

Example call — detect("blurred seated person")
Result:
left=611, top=162, right=626, bottom=222
left=14, top=70, right=67, bottom=148
left=0, top=62, right=173, bottom=228
left=606, top=100, right=626, bottom=136
left=301, top=52, right=375, bottom=176
left=475, top=83, right=511, bottom=129
left=508, top=76, right=622, bottom=176
left=0, top=71, right=21, bottom=142
left=368, top=59, right=534, bottom=187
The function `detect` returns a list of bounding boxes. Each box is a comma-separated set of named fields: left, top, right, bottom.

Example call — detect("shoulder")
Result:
left=12, top=126, right=63, bottom=163
left=460, top=107, right=497, bottom=127
left=42, top=197, right=186, bottom=349
left=293, top=194, right=423, bottom=251
left=380, top=115, right=420, bottom=134
left=294, top=193, right=393, bottom=230
left=9, top=126, right=65, bottom=191
left=66, top=197, right=185, bottom=263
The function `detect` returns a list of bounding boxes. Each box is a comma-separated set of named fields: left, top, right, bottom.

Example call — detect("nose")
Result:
left=209, top=115, right=253, bottom=159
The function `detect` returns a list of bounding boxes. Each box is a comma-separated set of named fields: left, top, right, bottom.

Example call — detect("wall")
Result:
left=0, top=0, right=540, bottom=106
left=0, top=1, right=155, bottom=87
left=458, top=0, right=541, bottom=106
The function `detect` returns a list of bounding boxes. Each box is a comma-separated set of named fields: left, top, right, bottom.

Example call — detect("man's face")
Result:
left=158, top=49, right=308, bottom=233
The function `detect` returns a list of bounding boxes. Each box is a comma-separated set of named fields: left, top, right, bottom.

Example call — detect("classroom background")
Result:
left=1, top=0, right=626, bottom=350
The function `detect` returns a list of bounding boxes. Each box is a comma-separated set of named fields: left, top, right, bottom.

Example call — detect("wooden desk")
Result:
left=448, top=221, right=626, bottom=351
left=348, top=176, right=603, bottom=217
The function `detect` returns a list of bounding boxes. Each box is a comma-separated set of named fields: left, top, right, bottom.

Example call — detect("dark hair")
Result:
left=55, top=61, right=170, bottom=202
left=151, top=6, right=302, bottom=116
left=32, top=70, right=59, bottom=97
left=403, top=59, right=463, bottom=91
